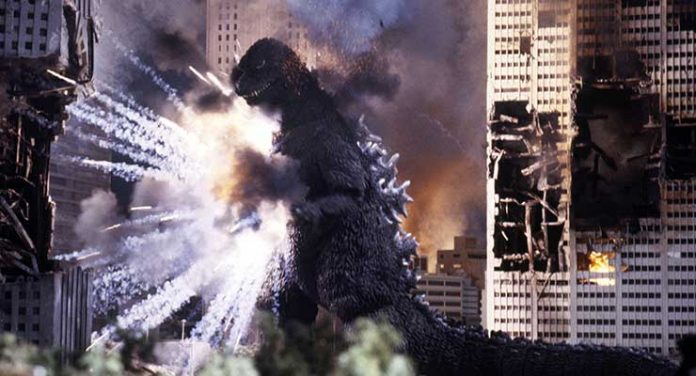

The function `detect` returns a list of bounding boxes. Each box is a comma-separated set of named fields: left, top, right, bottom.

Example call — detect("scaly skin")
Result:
left=232, top=38, right=677, bottom=376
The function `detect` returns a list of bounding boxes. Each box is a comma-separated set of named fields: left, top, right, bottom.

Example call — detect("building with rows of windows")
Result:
left=416, top=273, right=482, bottom=326
left=486, top=0, right=695, bottom=358
left=205, top=0, right=317, bottom=75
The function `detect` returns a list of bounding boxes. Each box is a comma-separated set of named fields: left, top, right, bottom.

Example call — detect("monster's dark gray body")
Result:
left=232, top=39, right=677, bottom=376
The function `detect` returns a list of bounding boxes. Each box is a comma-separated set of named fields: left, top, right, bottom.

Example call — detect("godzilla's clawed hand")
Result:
left=291, top=202, right=321, bottom=224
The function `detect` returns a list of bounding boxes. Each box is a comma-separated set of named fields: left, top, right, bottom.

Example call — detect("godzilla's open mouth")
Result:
left=241, top=80, right=274, bottom=100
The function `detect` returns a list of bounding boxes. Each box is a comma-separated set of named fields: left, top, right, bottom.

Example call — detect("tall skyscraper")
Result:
left=486, top=0, right=695, bottom=357
left=205, top=0, right=317, bottom=75
left=0, top=0, right=96, bottom=354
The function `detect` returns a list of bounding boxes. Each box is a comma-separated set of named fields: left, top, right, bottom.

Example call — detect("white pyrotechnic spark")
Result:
left=61, top=57, right=292, bottom=352
left=206, top=72, right=234, bottom=96
left=189, top=66, right=211, bottom=85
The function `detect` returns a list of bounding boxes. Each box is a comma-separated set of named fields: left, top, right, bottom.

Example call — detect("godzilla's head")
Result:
left=232, top=38, right=314, bottom=108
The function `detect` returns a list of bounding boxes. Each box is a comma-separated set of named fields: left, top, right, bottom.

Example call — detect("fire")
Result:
left=588, top=251, right=615, bottom=286
left=588, top=251, right=615, bottom=273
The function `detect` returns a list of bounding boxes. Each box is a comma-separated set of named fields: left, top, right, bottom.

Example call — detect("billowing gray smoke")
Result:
left=229, top=148, right=306, bottom=216
left=294, top=0, right=487, bottom=262
left=287, top=0, right=410, bottom=54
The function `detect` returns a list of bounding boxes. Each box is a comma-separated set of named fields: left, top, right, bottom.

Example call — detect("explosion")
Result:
left=57, top=65, right=299, bottom=356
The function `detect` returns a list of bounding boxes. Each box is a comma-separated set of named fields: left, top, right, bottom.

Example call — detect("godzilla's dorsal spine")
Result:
left=356, top=117, right=420, bottom=292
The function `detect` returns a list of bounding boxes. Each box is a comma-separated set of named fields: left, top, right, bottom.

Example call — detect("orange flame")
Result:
left=588, top=251, right=615, bottom=273
left=588, top=251, right=615, bottom=286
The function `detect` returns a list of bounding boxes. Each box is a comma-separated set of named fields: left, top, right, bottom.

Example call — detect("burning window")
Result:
left=577, top=250, right=617, bottom=286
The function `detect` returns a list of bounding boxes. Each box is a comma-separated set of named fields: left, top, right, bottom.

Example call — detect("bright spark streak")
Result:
left=76, top=251, right=102, bottom=262
left=129, top=206, right=153, bottom=212
left=189, top=66, right=211, bottom=85
left=46, top=69, right=77, bottom=86
left=206, top=72, right=233, bottom=96
left=101, top=224, right=123, bottom=232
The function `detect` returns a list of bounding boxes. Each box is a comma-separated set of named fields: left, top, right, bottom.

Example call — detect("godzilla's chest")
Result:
left=281, top=140, right=332, bottom=198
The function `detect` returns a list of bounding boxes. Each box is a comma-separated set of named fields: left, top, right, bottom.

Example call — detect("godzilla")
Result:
left=231, top=38, right=680, bottom=376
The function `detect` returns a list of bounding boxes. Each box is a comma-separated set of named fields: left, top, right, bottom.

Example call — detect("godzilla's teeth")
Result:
left=388, top=178, right=396, bottom=190
left=378, top=178, right=386, bottom=187
left=399, top=180, right=411, bottom=190
left=402, top=258, right=409, bottom=266
left=402, top=193, right=414, bottom=203
left=384, top=215, right=393, bottom=225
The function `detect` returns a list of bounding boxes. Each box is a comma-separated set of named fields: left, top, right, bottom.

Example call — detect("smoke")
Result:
left=315, top=52, right=401, bottom=110
left=193, top=90, right=234, bottom=113
left=74, top=190, right=122, bottom=247
left=303, top=0, right=488, bottom=254
left=228, top=149, right=306, bottom=215
left=402, top=157, right=485, bottom=269
left=287, top=0, right=411, bottom=54
left=63, top=90, right=300, bottom=349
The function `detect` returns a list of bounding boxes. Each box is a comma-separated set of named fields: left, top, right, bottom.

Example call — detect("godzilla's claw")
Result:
left=291, top=202, right=321, bottom=224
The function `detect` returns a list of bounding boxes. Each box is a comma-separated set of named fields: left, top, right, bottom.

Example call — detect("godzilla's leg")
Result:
left=278, top=283, right=318, bottom=328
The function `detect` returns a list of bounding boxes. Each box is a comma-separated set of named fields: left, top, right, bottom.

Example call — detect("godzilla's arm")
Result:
left=292, top=190, right=360, bottom=223
left=293, top=132, right=367, bottom=223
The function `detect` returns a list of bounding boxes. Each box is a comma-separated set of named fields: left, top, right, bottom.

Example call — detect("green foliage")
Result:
left=76, top=346, right=123, bottom=376
left=335, top=319, right=415, bottom=376
left=0, top=316, right=412, bottom=376
left=0, top=333, right=57, bottom=376
left=254, top=312, right=345, bottom=376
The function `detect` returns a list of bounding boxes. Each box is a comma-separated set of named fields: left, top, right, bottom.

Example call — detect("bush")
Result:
left=0, top=316, right=414, bottom=376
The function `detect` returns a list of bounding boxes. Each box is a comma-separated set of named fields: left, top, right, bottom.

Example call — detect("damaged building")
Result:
left=0, top=0, right=95, bottom=357
left=486, top=0, right=696, bottom=357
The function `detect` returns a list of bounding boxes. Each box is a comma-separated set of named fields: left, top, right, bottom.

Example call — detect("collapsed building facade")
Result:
left=486, top=0, right=696, bottom=357
left=0, top=0, right=95, bottom=357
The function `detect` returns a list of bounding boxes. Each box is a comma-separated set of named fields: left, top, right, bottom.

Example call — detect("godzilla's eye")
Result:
left=256, top=60, right=266, bottom=70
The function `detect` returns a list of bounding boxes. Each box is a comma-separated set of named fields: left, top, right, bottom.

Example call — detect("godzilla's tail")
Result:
left=373, top=297, right=677, bottom=376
